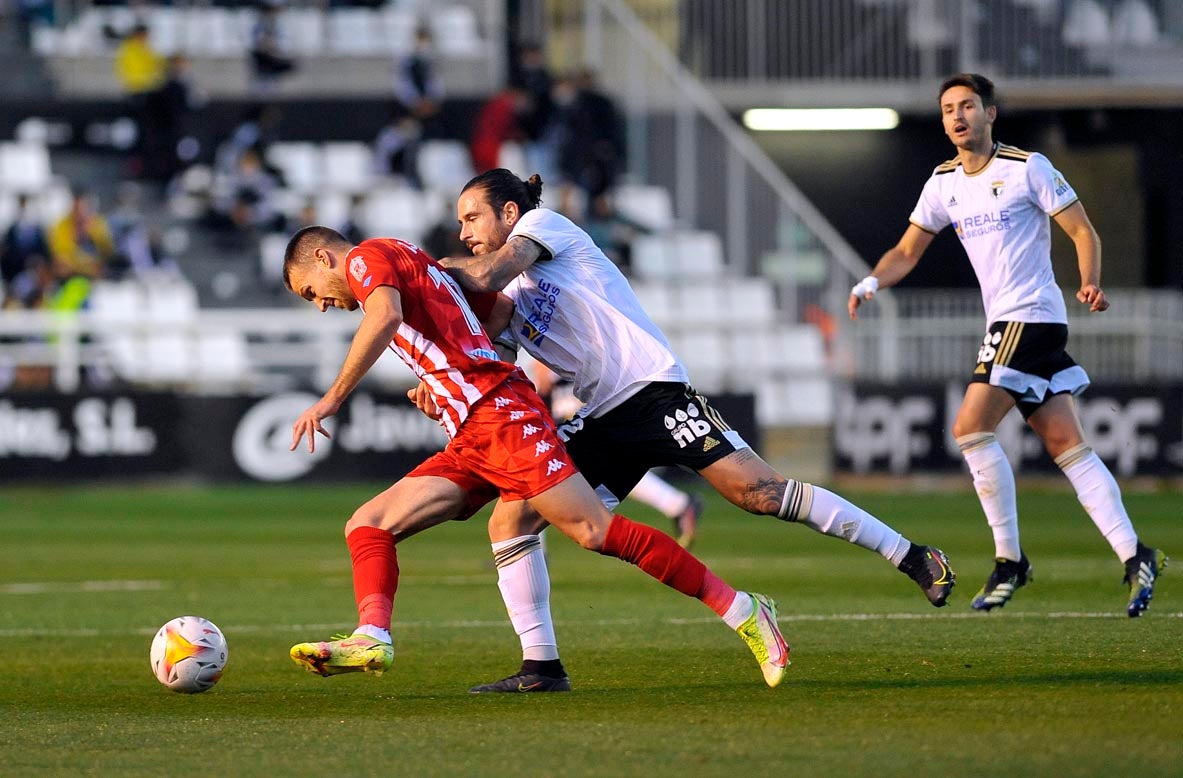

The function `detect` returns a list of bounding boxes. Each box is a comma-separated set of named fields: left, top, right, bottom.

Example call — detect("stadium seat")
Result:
left=258, top=232, right=290, bottom=287
left=0, top=143, right=53, bottom=193
left=722, top=277, right=777, bottom=326
left=673, top=330, right=726, bottom=393
left=279, top=9, right=326, bottom=54
left=417, top=140, right=476, bottom=194
left=182, top=8, right=244, bottom=57
left=771, top=325, right=827, bottom=374
left=614, top=184, right=675, bottom=232
left=314, top=192, right=352, bottom=233
left=1112, top=0, right=1161, bottom=45
left=361, top=186, right=431, bottom=244
left=196, top=331, right=250, bottom=384
left=630, top=282, right=675, bottom=330
left=145, top=280, right=199, bottom=324
left=633, top=232, right=724, bottom=280
left=497, top=142, right=529, bottom=178
left=1063, top=0, right=1111, bottom=46
left=429, top=6, right=483, bottom=56
left=675, top=282, right=727, bottom=324
left=321, top=142, right=373, bottom=194
left=630, top=234, right=677, bottom=280
left=328, top=8, right=382, bottom=55
left=381, top=7, right=418, bottom=56
left=266, top=142, right=322, bottom=194
left=146, top=7, right=183, bottom=56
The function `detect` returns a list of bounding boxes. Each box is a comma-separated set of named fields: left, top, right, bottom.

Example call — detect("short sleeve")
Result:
left=1026, top=153, right=1078, bottom=216
left=908, top=174, right=951, bottom=234
left=510, top=209, right=571, bottom=260
left=345, top=244, right=403, bottom=306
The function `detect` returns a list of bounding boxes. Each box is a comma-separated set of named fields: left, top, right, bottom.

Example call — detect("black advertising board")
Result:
left=833, top=382, right=1183, bottom=476
left=0, top=391, right=758, bottom=483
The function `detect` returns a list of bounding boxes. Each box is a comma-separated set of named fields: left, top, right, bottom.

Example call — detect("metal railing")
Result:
left=841, top=287, right=1183, bottom=381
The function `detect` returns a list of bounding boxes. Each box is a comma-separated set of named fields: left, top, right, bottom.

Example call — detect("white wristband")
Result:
left=850, top=275, right=879, bottom=299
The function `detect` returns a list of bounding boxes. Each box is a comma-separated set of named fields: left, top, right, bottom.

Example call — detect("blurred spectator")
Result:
left=291, top=197, right=319, bottom=232
left=14, top=0, right=54, bottom=49
left=107, top=181, right=178, bottom=281
left=140, top=55, right=197, bottom=183
left=48, top=189, right=116, bottom=281
left=1, top=194, right=50, bottom=297
left=393, top=27, right=445, bottom=136
left=216, top=104, right=284, bottom=178
left=513, top=41, right=559, bottom=182
left=422, top=214, right=468, bottom=261
left=113, top=23, right=166, bottom=177
left=470, top=86, right=529, bottom=174
left=215, top=146, right=284, bottom=234
left=373, top=104, right=423, bottom=188
left=581, top=193, right=650, bottom=276
left=250, top=2, right=296, bottom=94
left=339, top=193, right=368, bottom=245
left=556, top=69, right=626, bottom=218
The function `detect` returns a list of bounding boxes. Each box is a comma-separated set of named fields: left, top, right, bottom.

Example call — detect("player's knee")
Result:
left=345, top=505, right=390, bottom=536
left=565, top=518, right=607, bottom=551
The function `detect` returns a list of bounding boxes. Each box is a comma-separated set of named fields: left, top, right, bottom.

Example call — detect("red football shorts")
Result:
left=406, top=373, right=578, bottom=519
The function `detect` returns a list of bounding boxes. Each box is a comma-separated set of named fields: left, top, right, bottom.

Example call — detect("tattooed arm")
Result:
left=439, top=236, right=544, bottom=293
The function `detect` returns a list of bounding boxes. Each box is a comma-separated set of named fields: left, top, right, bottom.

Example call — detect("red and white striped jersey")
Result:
left=345, top=238, right=517, bottom=438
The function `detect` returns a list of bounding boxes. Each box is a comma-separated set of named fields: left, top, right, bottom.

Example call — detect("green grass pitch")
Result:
left=1, top=483, right=1179, bottom=776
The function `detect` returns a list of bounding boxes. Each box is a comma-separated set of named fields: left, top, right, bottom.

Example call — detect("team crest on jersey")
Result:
left=519, top=321, right=546, bottom=346
left=349, top=255, right=368, bottom=282
left=990, top=180, right=1006, bottom=198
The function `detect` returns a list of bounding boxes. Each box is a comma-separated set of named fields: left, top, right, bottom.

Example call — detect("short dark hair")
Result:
left=460, top=169, right=543, bottom=215
left=938, top=73, right=997, bottom=108
left=283, top=225, right=349, bottom=291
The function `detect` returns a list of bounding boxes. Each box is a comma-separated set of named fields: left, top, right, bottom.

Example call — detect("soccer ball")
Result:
left=150, top=616, right=228, bottom=693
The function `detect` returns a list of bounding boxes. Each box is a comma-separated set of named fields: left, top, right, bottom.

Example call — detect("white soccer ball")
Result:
left=150, top=616, right=229, bottom=694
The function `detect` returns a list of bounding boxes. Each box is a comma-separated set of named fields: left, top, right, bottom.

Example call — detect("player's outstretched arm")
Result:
left=848, top=224, right=934, bottom=320
left=440, top=236, right=543, bottom=292
left=1054, top=201, right=1108, bottom=312
left=291, top=286, right=404, bottom=453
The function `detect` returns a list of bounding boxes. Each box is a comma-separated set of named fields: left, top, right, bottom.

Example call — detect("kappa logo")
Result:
left=664, top=403, right=712, bottom=449
left=494, top=397, right=511, bottom=409
left=534, top=440, right=553, bottom=457
left=521, top=423, right=541, bottom=438
left=349, top=255, right=368, bottom=282
left=545, top=458, right=567, bottom=475
left=510, top=410, right=525, bottom=420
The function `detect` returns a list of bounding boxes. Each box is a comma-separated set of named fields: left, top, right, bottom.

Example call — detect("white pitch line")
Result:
left=0, top=580, right=167, bottom=595
left=0, top=610, right=1178, bottom=639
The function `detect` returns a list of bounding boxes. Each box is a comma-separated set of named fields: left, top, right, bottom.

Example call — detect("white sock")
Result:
left=958, top=433, right=1022, bottom=561
left=797, top=485, right=911, bottom=566
left=491, top=535, right=559, bottom=661
left=721, top=591, right=754, bottom=630
left=629, top=471, right=691, bottom=518
left=1056, top=445, right=1140, bottom=562
left=353, top=624, right=391, bottom=644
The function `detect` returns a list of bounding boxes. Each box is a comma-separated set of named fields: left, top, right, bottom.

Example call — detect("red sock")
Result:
left=600, top=515, right=736, bottom=616
left=346, top=525, right=399, bottom=630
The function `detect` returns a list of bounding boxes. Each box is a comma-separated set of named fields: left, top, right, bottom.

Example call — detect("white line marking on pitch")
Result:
left=0, top=610, right=1177, bottom=638
left=0, top=580, right=166, bottom=595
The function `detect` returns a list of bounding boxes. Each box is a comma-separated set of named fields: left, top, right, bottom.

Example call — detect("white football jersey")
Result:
left=909, top=143, right=1079, bottom=325
left=503, top=208, right=688, bottom=417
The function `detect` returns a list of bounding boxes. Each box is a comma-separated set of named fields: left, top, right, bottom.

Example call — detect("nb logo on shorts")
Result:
left=494, top=397, right=511, bottom=409
left=545, top=459, right=566, bottom=475
left=521, top=423, right=541, bottom=438
left=977, top=330, right=1003, bottom=365
left=534, top=440, right=553, bottom=457
left=664, top=403, right=712, bottom=449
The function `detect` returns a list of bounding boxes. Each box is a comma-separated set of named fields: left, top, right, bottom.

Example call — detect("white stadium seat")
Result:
left=417, top=140, right=475, bottom=194
left=321, top=142, right=373, bottom=194
left=361, top=186, right=431, bottom=244
left=429, top=5, right=483, bottom=56
left=266, top=142, right=322, bottom=194
left=328, top=9, right=381, bottom=55
left=614, top=184, right=675, bottom=232
left=0, top=143, right=53, bottom=193
left=381, top=7, right=418, bottom=56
